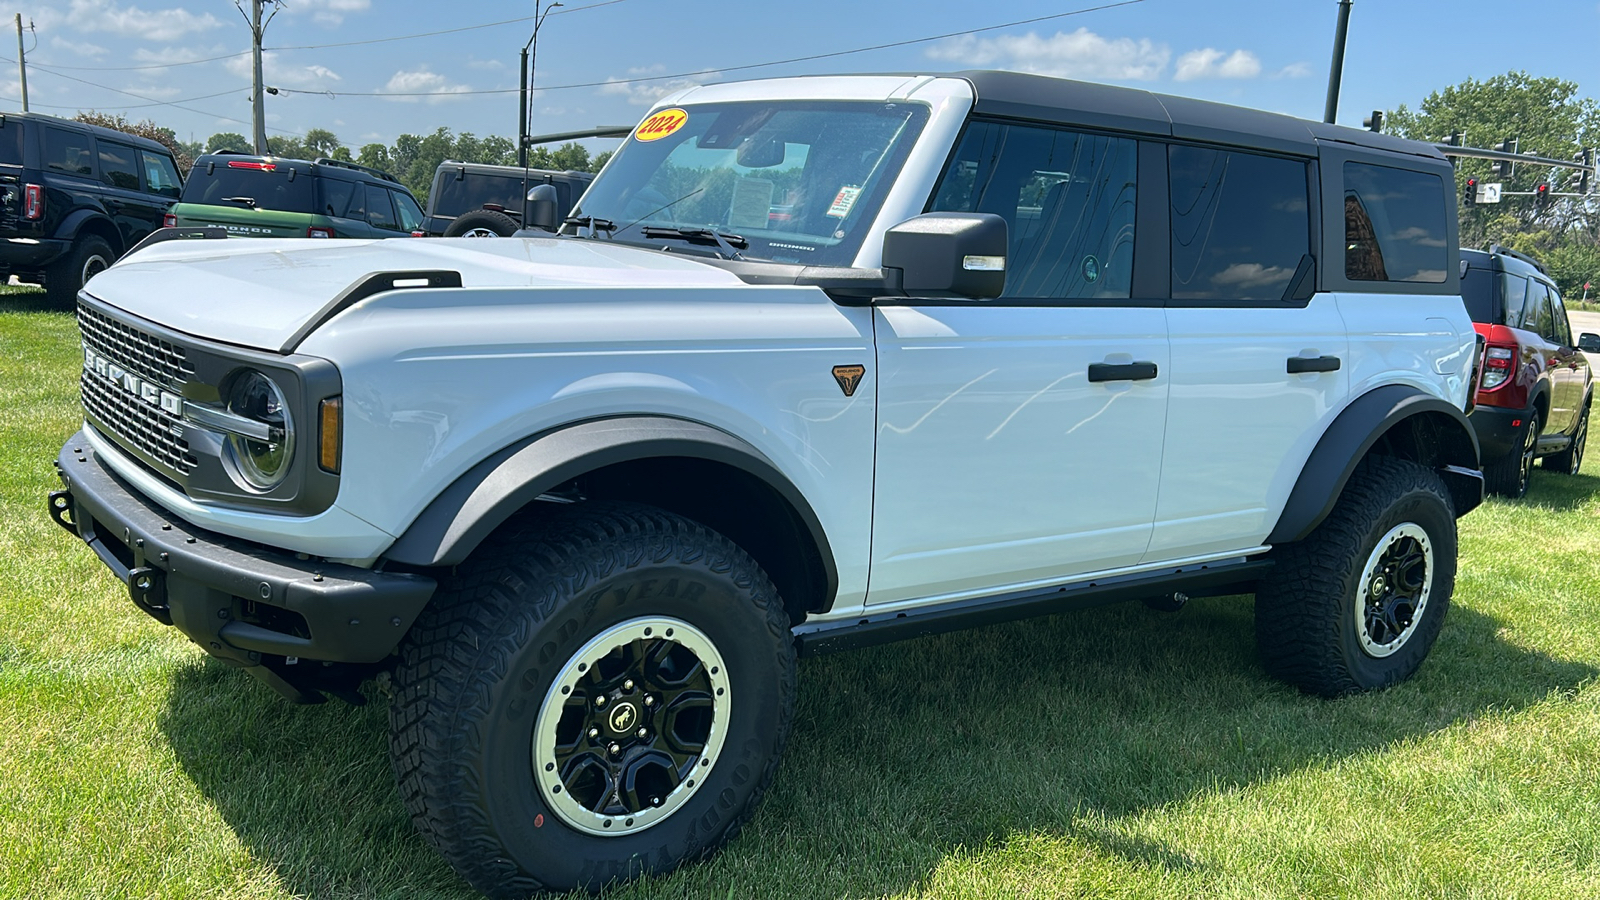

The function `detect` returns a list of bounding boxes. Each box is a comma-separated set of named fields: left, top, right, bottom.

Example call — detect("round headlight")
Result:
left=224, top=370, right=294, bottom=490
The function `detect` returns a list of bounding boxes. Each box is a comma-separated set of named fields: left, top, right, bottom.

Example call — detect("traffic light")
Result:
left=1448, top=131, right=1465, bottom=147
left=1463, top=177, right=1477, bottom=208
left=1534, top=182, right=1551, bottom=210
left=1578, top=148, right=1596, bottom=195
left=1363, top=110, right=1384, bottom=133
left=1493, top=137, right=1518, bottom=178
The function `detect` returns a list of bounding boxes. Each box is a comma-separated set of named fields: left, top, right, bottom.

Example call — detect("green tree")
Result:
left=303, top=128, right=342, bottom=157
left=75, top=111, right=195, bottom=173
left=357, top=143, right=393, bottom=172
left=204, top=132, right=250, bottom=154
left=1385, top=71, right=1600, bottom=298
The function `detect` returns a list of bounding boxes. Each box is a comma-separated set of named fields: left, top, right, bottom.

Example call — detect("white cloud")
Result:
left=600, top=65, right=718, bottom=106
left=1273, top=61, right=1312, bottom=79
left=224, top=52, right=341, bottom=90
left=1174, top=48, right=1261, bottom=82
left=49, top=36, right=109, bottom=58
left=379, top=68, right=470, bottom=103
left=65, top=0, right=222, bottom=41
left=1211, top=262, right=1292, bottom=289
left=284, top=0, right=371, bottom=27
left=926, top=28, right=1169, bottom=82
left=466, top=57, right=506, bottom=72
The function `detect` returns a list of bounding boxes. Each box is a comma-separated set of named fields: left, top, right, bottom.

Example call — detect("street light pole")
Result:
left=517, top=1, right=562, bottom=168
left=1323, top=0, right=1353, bottom=124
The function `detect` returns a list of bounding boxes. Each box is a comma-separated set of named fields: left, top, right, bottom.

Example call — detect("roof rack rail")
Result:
left=210, top=149, right=254, bottom=155
left=1488, top=243, right=1548, bottom=275
left=313, top=156, right=399, bottom=184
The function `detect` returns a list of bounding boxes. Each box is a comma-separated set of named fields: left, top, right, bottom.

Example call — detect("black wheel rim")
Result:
left=1572, top=410, right=1588, bottom=474
left=533, top=617, right=729, bottom=836
left=1518, top=419, right=1537, bottom=493
left=1355, top=523, right=1433, bottom=658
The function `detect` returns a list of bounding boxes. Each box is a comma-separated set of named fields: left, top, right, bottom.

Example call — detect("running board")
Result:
left=792, top=557, right=1273, bottom=657
left=1537, top=433, right=1573, bottom=455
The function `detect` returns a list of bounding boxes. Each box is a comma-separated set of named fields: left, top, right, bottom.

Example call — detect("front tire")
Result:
left=389, top=503, right=795, bottom=897
left=1255, top=457, right=1456, bottom=697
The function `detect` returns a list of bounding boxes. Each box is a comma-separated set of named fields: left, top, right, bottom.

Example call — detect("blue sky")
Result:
left=1, top=0, right=1595, bottom=154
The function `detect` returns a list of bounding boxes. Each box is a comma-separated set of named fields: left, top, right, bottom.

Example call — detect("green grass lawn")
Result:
left=5, top=289, right=1600, bottom=899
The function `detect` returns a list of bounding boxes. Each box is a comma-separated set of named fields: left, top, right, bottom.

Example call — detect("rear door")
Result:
left=1540, top=282, right=1582, bottom=433
left=97, top=140, right=166, bottom=247
left=1153, top=144, right=1347, bottom=560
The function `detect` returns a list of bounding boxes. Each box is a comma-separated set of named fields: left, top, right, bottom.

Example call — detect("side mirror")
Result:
left=1579, top=332, right=1600, bottom=353
left=881, top=212, right=1007, bottom=300
left=524, top=184, right=560, bottom=233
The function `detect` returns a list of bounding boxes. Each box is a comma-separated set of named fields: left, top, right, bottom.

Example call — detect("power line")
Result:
left=21, top=50, right=252, bottom=72
left=0, top=88, right=248, bottom=111
left=6, top=58, right=304, bottom=137
left=265, top=0, right=637, bottom=51
left=283, top=0, right=1146, bottom=98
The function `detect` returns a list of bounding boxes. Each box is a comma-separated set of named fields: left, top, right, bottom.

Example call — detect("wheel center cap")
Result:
left=607, top=701, right=639, bottom=734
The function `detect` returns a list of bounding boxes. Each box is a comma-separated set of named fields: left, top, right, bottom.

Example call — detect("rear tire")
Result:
left=45, top=234, right=114, bottom=306
left=1255, top=457, right=1456, bottom=697
left=389, top=503, right=795, bottom=897
left=444, top=209, right=520, bottom=237
left=1483, top=412, right=1540, bottom=498
left=1544, top=403, right=1588, bottom=475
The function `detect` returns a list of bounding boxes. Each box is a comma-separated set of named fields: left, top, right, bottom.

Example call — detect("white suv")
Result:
left=51, top=72, right=1482, bottom=896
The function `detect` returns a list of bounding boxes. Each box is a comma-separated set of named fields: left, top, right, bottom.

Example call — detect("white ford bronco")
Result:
left=51, top=71, right=1483, bottom=896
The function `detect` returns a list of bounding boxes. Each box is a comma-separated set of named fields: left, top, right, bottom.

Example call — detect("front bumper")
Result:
left=52, top=431, right=435, bottom=696
left=1468, top=403, right=1530, bottom=462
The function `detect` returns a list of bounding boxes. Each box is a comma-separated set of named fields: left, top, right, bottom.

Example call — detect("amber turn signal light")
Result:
left=318, top=396, right=342, bottom=473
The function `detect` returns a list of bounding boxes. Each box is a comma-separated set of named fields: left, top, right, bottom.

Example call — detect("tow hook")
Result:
left=47, top=490, right=76, bottom=535
left=128, top=566, right=172, bottom=626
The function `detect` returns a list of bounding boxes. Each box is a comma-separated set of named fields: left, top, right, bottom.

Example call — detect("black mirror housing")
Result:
left=1579, top=332, right=1600, bottom=353
left=524, top=184, right=560, bottom=233
left=881, top=213, right=1007, bottom=300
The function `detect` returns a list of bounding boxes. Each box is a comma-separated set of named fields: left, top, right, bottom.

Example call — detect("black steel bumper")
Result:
left=51, top=432, right=435, bottom=694
left=0, top=236, right=70, bottom=271
left=1468, top=403, right=1529, bottom=462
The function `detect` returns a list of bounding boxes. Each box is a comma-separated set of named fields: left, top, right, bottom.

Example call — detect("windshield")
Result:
left=572, top=99, right=929, bottom=266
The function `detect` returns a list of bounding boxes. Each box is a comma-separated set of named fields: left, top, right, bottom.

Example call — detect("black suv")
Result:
left=422, top=161, right=593, bottom=236
left=173, top=153, right=424, bottom=240
left=0, top=111, right=183, bottom=303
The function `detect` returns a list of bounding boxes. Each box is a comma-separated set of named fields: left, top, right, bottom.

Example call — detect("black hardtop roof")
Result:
left=2, top=110, right=174, bottom=155
left=955, top=70, right=1444, bottom=160
left=436, top=160, right=595, bottom=179
left=1461, top=246, right=1551, bottom=279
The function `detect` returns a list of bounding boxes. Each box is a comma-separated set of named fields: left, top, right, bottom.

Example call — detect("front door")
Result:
left=867, top=120, right=1169, bottom=606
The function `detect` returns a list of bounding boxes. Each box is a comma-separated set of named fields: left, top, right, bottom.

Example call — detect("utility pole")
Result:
left=14, top=15, right=28, bottom=113
left=249, top=0, right=267, bottom=154
left=1323, top=0, right=1353, bottom=124
left=517, top=0, right=562, bottom=168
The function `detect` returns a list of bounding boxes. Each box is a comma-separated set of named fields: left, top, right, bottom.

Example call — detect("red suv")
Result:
left=1462, top=246, right=1596, bottom=497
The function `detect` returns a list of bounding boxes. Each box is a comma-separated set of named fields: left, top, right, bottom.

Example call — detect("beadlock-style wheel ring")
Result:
left=461, top=227, right=502, bottom=237
left=532, top=616, right=730, bottom=837
left=1354, top=522, right=1433, bottom=658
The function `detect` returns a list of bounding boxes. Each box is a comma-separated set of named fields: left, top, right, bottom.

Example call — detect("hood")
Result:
left=84, top=236, right=746, bottom=352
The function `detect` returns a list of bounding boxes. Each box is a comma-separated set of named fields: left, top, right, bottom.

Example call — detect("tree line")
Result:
left=73, top=112, right=612, bottom=208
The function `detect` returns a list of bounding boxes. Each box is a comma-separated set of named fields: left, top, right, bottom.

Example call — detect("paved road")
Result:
left=1570, top=309, right=1600, bottom=368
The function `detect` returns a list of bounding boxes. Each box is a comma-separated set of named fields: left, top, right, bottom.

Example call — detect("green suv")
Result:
left=171, top=153, right=424, bottom=239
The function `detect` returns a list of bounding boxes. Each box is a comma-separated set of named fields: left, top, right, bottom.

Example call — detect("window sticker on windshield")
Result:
left=729, top=177, right=775, bottom=231
left=635, top=108, right=688, bottom=142
left=826, top=185, right=862, bottom=218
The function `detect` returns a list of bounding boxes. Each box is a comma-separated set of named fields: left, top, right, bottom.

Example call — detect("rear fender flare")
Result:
left=58, top=209, right=123, bottom=255
left=1267, top=385, right=1482, bottom=545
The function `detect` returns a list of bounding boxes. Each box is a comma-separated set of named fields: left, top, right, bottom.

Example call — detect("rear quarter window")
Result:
left=1343, top=162, right=1448, bottom=283
left=44, top=127, right=94, bottom=176
left=433, top=173, right=528, bottom=217
left=1459, top=266, right=1497, bottom=323
left=0, top=121, right=23, bottom=165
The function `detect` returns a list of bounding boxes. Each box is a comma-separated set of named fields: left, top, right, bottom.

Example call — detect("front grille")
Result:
left=76, top=302, right=198, bottom=476
left=77, top=303, right=195, bottom=387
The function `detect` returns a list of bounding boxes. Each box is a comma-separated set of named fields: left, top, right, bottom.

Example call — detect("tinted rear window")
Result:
left=0, top=122, right=23, bottom=165
left=1459, top=266, right=1496, bottom=323
left=433, top=172, right=531, bottom=216
left=1343, top=162, right=1448, bottom=283
left=1170, top=146, right=1310, bottom=302
left=182, top=161, right=315, bottom=213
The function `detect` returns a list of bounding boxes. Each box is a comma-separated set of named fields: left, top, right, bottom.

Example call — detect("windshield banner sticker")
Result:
left=634, top=109, right=688, bottom=142
left=729, top=177, right=775, bottom=231
left=826, top=185, right=861, bottom=218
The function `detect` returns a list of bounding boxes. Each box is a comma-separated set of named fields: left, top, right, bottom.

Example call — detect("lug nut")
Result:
left=608, top=742, right=621, bottom=756
left=643, top=695, right=654, bottom=707
left=636, top=727, right=648, bottom=738
left=623, top=678, right=634, bottom=691
left=588, top=727, right=600, bottom=739
left=594, top=695, right=607, bottom=708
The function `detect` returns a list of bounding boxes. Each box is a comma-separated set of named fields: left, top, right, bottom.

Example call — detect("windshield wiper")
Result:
left=639, top=226, right=748, bottom=260
left=221, top=196, right=257, bottom=208
left=564, top=215, right=615, bottom=239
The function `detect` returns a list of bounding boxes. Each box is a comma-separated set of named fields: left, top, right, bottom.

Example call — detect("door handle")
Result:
left=1287, top=355, right=1341, bottom=374
left=1088, top=361, right=1158, bottom=383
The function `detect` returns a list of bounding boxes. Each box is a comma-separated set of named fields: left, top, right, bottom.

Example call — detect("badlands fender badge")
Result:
left=832, top=365, right=866, bottom=397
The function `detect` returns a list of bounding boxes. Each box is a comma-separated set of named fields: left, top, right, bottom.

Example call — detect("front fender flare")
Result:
left=384, top=417, right=837, bottom=589
left=1267, top=385, right=1482, bottom=545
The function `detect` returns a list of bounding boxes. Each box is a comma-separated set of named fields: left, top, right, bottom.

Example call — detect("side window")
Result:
left=1547, top=284, right=1572, bottom=346
left=44, top=127, right=94, bottom=176
left=1169, top=146, right=1310, bottom=302
left=365, top=183, right=400, bottom=231
left=139, top=151, right=182, bottom=198
left=391, top=190, right=424, bottom=232
left=1500, top=273, right=1530, bottom=329
left=1342, top=162, right=1448, bottom=283
left=1527, top=282, right=1555, bottom=341
left=319, top=178, right=355, bottom=218
left=928, top=120, right=1136, bottom=300
left=98, top=142, right=141, bottom=191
